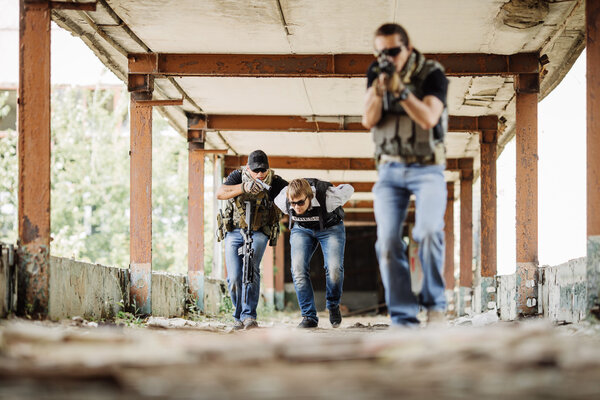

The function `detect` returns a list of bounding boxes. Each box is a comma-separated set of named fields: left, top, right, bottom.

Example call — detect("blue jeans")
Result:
left=290, top=222, right=346, bottom=322
left=373, top=162, right=447, bottom=326
left=224, top=229, right=269, bottom=322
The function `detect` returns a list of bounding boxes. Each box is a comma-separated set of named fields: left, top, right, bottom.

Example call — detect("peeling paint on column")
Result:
left=480, top=276, right=497, bottom=312
left=130, top=262, right=151, bottom=315
left=498, top=274, right=517, bottom=320
left=458, top=286, right=472, bottom=316
left=16, top=244, right=50, bottom=317
left=188, top=269, right=204, bottom=312
left=516, top=262, right=538, bottom=316
left=445, top=289, right=456, bottom=317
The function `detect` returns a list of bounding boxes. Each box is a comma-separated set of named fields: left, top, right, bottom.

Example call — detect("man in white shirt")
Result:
left=275, top=178, right=354, bottom=328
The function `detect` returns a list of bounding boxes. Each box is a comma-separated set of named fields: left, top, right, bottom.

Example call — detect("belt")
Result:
left=379, top=154, right=435, bottom=165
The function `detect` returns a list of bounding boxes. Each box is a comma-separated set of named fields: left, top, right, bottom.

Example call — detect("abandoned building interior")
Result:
left=1, top=0, right=600, bottom=398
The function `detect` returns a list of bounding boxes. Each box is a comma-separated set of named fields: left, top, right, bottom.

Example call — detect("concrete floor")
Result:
left=1, top=313, right=599, bottom=399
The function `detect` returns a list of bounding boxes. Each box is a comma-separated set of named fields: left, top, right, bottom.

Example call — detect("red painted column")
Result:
left=444, top=182, right=455, bottom=289
left=187, top=114, right=206, bottom=310
left=262, top=246, right=275, bottom=308
left=459, top=158, right=473, bottom=315
left=129, top=90, right=153, bottom=315
left=17, top=0, right=51, bottom=317
left=274, top=235, right=285, bottom=310
left=479, top=120, right=499, bottom=312
left=587, top=0, right=600, bottom=315
left=515, top=74, right=539, bottom=316
left=480, top=127, right=498, bottom=278
left=444, top=182, right=456, bottom=316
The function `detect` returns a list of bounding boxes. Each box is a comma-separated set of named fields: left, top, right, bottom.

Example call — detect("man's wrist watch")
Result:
left=398, top=87, right=410, bottom=101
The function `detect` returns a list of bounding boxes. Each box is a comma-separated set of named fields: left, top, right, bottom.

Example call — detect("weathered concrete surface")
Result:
left=498, top=274, right=517, bottom=321
left=445, top=289, right=456, bottom=317
left=457, top=286, right=472, bottom=316
left=541, top=258, right=587, bottom=323
left=480, top=276, right=497, bottom=313
left=274, top=290, right=284, bottom=311
left=588, top=236, right=600, bottom=317
left=48, top=257, right=129, bottom=321
left=151, top=272, right=186, bottom=318
left=203, top=277, right=229, bottom=317
left=0, top=246, right=9, bottom=317
left=0, top=317, right=599, bottom=399
left=516, top=261, right=539, bottom=316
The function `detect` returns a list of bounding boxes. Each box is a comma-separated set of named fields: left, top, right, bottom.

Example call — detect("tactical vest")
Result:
left=286, top=178, right=344, bottom=231
left=216, top=167, right=282, bottom=245
left=373, top=54, right=448, bottom=164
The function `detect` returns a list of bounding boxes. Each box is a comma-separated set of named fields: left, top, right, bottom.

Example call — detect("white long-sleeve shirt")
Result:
left=274, top=183, right=354, bottom=214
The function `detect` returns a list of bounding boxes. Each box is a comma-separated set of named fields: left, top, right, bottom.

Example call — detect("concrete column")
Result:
left=129, top=90, right=153, bottom=315
left=480, top=125, right=498, bottom=311
left=187, top=113, right=207, bottom=311
left=274, top=236, right=285, bottom=310
left=459, top=158, right=473, bottom=315
left=444, top=182, right=456, bottom=315
left=515, top=74, right=539, bottom=316
left=17, top=0, right=51, bottom=317
left=587, top=0, right=600, bottom=318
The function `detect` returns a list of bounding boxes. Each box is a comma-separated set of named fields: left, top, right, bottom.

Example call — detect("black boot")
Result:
left=297, top=316, right=318, bottom=329
left=329, top=306, right=342, bottom=328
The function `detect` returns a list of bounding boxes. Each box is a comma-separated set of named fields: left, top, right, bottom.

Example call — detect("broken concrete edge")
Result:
left=0, top=255, right=233, bottom=322
left=587, top=237, right=600, bottom=321
left=2, top=254, right=598, bottom=325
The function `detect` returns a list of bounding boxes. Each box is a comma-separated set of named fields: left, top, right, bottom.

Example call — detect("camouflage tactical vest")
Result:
left=216, top=167, right=282, bottom=246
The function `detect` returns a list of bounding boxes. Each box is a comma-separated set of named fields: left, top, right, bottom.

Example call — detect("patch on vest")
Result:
left=292, top=215, right=320, bottom=223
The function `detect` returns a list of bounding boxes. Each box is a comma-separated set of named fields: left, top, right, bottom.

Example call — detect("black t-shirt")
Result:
left=366, top=60, right=448, bottom=105
left=223, top=169, right=288, bottom=201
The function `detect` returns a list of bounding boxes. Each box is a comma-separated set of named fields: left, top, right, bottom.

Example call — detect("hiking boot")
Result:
left=232, top=320, right=244, bottom=331
left=243, top=318, right=259, bottom=330
left=297, top=316, right=318, bottom=329
left=427, top=310, right=447, bottom=327
left=329, top=306, right=342, bottom=328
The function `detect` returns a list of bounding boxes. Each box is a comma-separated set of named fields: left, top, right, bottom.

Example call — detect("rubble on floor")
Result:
left=0, top=315, right=598, bottom=399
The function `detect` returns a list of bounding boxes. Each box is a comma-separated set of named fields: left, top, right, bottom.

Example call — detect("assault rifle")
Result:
left=238, top=200, right=255, bottom=284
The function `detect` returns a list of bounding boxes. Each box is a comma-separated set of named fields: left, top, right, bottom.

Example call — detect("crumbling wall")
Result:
left=49, top=257, right=128, bottom=321
left=540, top=257, right=587, bottom=323
left=497, top=274, right=517, bottom=320
left=151, top=272, right=186, bottom=317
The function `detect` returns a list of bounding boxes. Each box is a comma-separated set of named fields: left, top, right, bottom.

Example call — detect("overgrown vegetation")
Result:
left=0, top=88, right=214, bottom=273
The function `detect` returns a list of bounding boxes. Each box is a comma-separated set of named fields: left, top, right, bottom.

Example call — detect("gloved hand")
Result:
left=243, top=180, right=262, bottom=195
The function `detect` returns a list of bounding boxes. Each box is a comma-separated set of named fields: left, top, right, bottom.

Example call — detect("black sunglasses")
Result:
left=251, top=168, right=267, bottom=173
left=380, top=46, right=402, bottom=57
left=289, top=197, right=308, bottom=207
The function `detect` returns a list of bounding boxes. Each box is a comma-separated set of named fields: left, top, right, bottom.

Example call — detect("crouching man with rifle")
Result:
left=216, top=150, right=287, bottom=330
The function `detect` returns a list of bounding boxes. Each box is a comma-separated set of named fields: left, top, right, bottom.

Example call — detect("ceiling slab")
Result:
left=49, top=0, right=585, bottom=186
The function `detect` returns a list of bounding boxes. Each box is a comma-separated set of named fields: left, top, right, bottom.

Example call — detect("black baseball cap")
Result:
left=248, top=150, right=269, bottom=171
